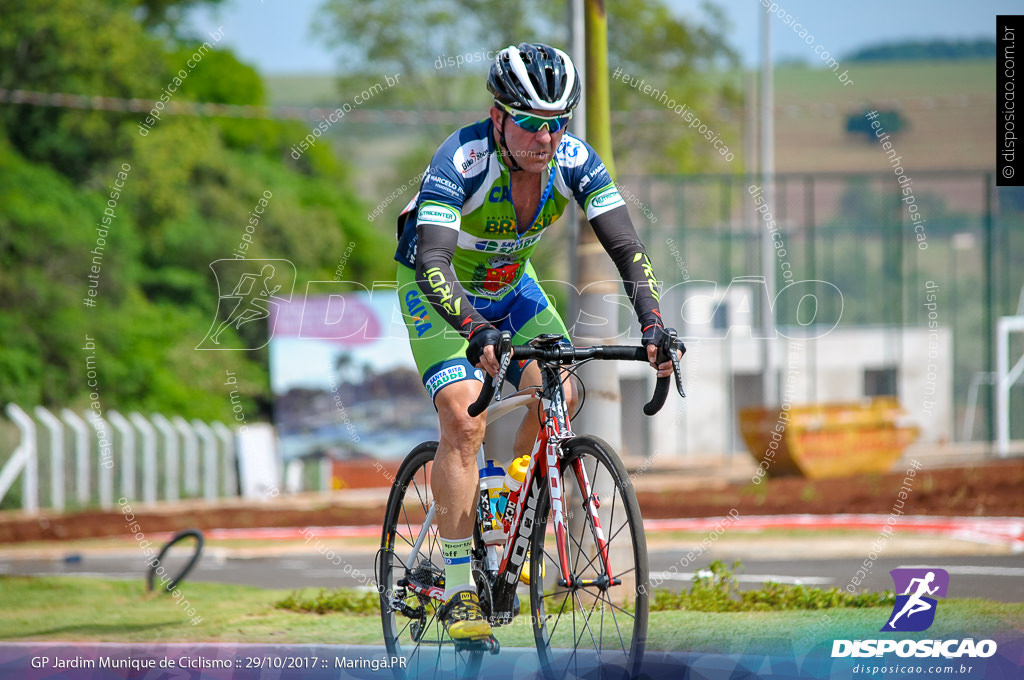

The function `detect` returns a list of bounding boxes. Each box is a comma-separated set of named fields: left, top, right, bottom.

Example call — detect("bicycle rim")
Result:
left=377, top=441, right=484, bottom=680
left=529, top=435, right=649, bottom=679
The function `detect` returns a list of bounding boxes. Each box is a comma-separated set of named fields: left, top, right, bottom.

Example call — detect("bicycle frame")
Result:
left=488, top=356, right=616, bottom=620
left=396, top=356, right=616, bottom=623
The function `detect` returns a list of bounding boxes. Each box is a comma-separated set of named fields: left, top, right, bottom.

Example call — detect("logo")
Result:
left=425, top=365, right=467, bottom=398
left=831, top=567, right=998, bottom=660
left=424, top=267, right=461, bottom=316
left=488, top=185, right=512, bottom=203
left=556, top=137, right=588, bottom=167
left=404, top=289, right=433, bottom=337
left=197, top=259, right=296, bottom=350
left=483, top=217, right=516, bottom=234
left=882, top=568, right=949, bottom=632
left=418, top=204, right=459, bottom=225
left=589, top=187, right=621, bottom=210
left=471, top=232, right=542, bottom=254
left=455, top=140, right=490, bottom=178
left=423, top=174, right=464, bottom=200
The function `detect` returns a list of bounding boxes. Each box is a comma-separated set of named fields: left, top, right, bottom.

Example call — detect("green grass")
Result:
left=4, top=571, right=1021, bottom=652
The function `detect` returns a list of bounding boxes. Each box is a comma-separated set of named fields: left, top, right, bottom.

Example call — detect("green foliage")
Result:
left=314, top=0, right=741, bottom=174
left=846, top=108, right=908, bottom=140
left=0, top=1, right=393, bottom=423
left=846, top=39, right=996, bottom=63
left=607, top=0, right=742, bottom=173
left=0, top=0, right=165, bottom=179
left=275, top=588, right=381, bottom=615
left=650, top=560, right=894, bottom=612
left=315, top=0, right=562, bottom=109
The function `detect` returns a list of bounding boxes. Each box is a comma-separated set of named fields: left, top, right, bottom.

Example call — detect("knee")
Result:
left=442, top=412, right=486, bottom=452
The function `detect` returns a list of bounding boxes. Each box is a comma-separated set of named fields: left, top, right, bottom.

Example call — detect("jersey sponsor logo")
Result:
left=634, top=252, right=661, bottom=301
left=454, top=140, right=491, bottom=178
left=418, top=204, right=459, bottom=226
left=404, top=289, right=433, bottom=337
left=477, top=254, right=522, bottom=294
left=556, top=137, right=589, bottom=168
left=424, top=266, right=461, bottom=316
left=589, top=186, right=622, bottom=210
left=470, top=231, right=543, bottom=254
left=484, top=217, right=517, bottom=234
left=423, top=172, right=465, bottom=199
left=488, top=185, right=512, bottom=203
left=578, top=162, right=607, bottom=192
left=426, top=364, right=468, bottom=397
left=483, top=214, right=556, bottom=235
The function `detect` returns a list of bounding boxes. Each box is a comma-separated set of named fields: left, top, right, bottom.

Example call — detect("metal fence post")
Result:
left=212, top=422, right=237, bottom=497
left=151, top=414, right=179, bottom=502
left=34, top=406, right=64, bottom=512
left=193, top=420, right=218, bottom=500
left=2, top=404, right=38, bottom=513
left=107, top=411, right=135, bottom=501
left=60, top=409, right=90, bottom=506
left=129, top=413, right=157, bottom=503
left=172, top=416, right=199, bottom=497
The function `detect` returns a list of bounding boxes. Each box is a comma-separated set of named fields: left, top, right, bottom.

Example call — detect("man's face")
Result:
left=490, top=105, right=567, bottom=174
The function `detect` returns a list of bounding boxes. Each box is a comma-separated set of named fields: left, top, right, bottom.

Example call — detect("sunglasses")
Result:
left=499, top=102, right=572, bottom=133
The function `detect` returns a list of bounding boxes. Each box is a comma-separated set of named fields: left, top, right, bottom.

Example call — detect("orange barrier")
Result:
left=739, top=398, right=919, bottom=479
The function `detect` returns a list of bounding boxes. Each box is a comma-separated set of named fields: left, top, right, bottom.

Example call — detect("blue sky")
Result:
left=186, top=0, right=1010, bottom=75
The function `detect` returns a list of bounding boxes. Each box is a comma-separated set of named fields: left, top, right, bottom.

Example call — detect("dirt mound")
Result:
left=636, top=458, right=1024, bottom=519
left=1, top=459, right=1022, bottom=544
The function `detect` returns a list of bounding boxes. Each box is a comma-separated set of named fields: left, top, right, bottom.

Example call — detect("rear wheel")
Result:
left=377, top=441, right=484, bottom=679
left=528, top=435, right=649, bottom=679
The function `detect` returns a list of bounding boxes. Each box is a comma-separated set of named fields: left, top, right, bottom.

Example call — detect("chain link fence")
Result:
left=621, top=171, right=1024, bottom=451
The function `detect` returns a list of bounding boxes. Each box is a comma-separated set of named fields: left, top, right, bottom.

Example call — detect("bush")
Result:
left=650, top=560, right=894, bottom=612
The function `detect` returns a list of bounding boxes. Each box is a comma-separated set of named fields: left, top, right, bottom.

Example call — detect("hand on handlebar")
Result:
left=466, top=323, right=502, bottom=376
left=642, top=324, right=685, bottom=377
left=645, top=343, right=678, bottom=378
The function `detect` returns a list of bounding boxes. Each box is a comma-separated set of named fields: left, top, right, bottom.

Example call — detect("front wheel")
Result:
left=529, top=435, right=649, bottom=679
left=377, top=441, right=484, bottom=679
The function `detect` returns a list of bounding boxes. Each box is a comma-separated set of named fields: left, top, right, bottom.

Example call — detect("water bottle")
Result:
left=479, top=459, right=506, bottom=544
left=499, top=454, right=530, bottom=531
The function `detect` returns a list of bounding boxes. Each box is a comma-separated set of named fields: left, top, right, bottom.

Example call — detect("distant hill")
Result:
left=845, top=38, right=995, bottom=62
left=264, top=57, right=995, bottom=196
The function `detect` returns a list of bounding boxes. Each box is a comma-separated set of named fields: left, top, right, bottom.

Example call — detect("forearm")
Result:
left=414, top=225, right=489, bottom=338
left=589, top=205, right=663, bottom=328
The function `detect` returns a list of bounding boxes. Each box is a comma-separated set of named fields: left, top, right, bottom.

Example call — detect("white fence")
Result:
left=0, top=404, right=240, bottom=513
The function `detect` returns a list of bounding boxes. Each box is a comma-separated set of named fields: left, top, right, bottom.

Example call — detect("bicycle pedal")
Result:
left=453, top=635, right=500, bottom=655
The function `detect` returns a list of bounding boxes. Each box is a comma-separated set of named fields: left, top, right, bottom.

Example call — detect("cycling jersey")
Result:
left=394, top=117, right=663, bottom=341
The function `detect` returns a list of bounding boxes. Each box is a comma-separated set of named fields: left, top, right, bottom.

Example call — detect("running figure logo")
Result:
left=881, top=568, right=950, bottom=632
left=197, top=259, right=296, bottom=350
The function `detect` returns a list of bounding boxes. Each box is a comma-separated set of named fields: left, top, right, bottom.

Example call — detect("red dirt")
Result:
left=1, top=459, right=1022, bottom=544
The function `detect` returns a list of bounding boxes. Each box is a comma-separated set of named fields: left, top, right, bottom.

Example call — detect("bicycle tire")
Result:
left=146, top=528, right=204, bottom=593
left=377, top=441, right=484, bottom=680
left=528, top=435, right=649, bottom=679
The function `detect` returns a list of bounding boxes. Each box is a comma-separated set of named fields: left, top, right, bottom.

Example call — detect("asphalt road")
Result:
left=4, top=549, right=1022, bottom=602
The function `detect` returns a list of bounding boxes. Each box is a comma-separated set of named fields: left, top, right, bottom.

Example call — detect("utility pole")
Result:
left=759, top=8, right=778, bottom=406
left=574, top=0, right=621, bottom=452
left=571, top=0, right=633, bottom=601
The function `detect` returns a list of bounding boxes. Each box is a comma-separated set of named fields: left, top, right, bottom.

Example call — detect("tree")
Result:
left=314, top=0, right=741, bottom=173
left=0, top=0, right=394, bottom=422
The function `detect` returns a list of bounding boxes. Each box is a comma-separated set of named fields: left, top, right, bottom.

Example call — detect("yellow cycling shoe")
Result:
left=438, top=590, right=493, bottom=641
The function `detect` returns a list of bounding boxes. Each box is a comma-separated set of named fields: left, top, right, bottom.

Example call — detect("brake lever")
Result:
left=665, top=330, right=686, bottom=399
left=492, top=331, right=513, bottom=398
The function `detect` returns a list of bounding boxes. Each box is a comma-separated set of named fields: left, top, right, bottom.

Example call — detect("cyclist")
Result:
left=393, top=42, right=679, bottom=642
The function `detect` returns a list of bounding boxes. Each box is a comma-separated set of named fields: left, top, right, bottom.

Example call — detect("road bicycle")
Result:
left=376, top=331, right=685, bottom=679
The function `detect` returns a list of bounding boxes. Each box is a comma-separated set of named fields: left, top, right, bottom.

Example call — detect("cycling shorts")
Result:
left=396, top=262, right=570, bottom=402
